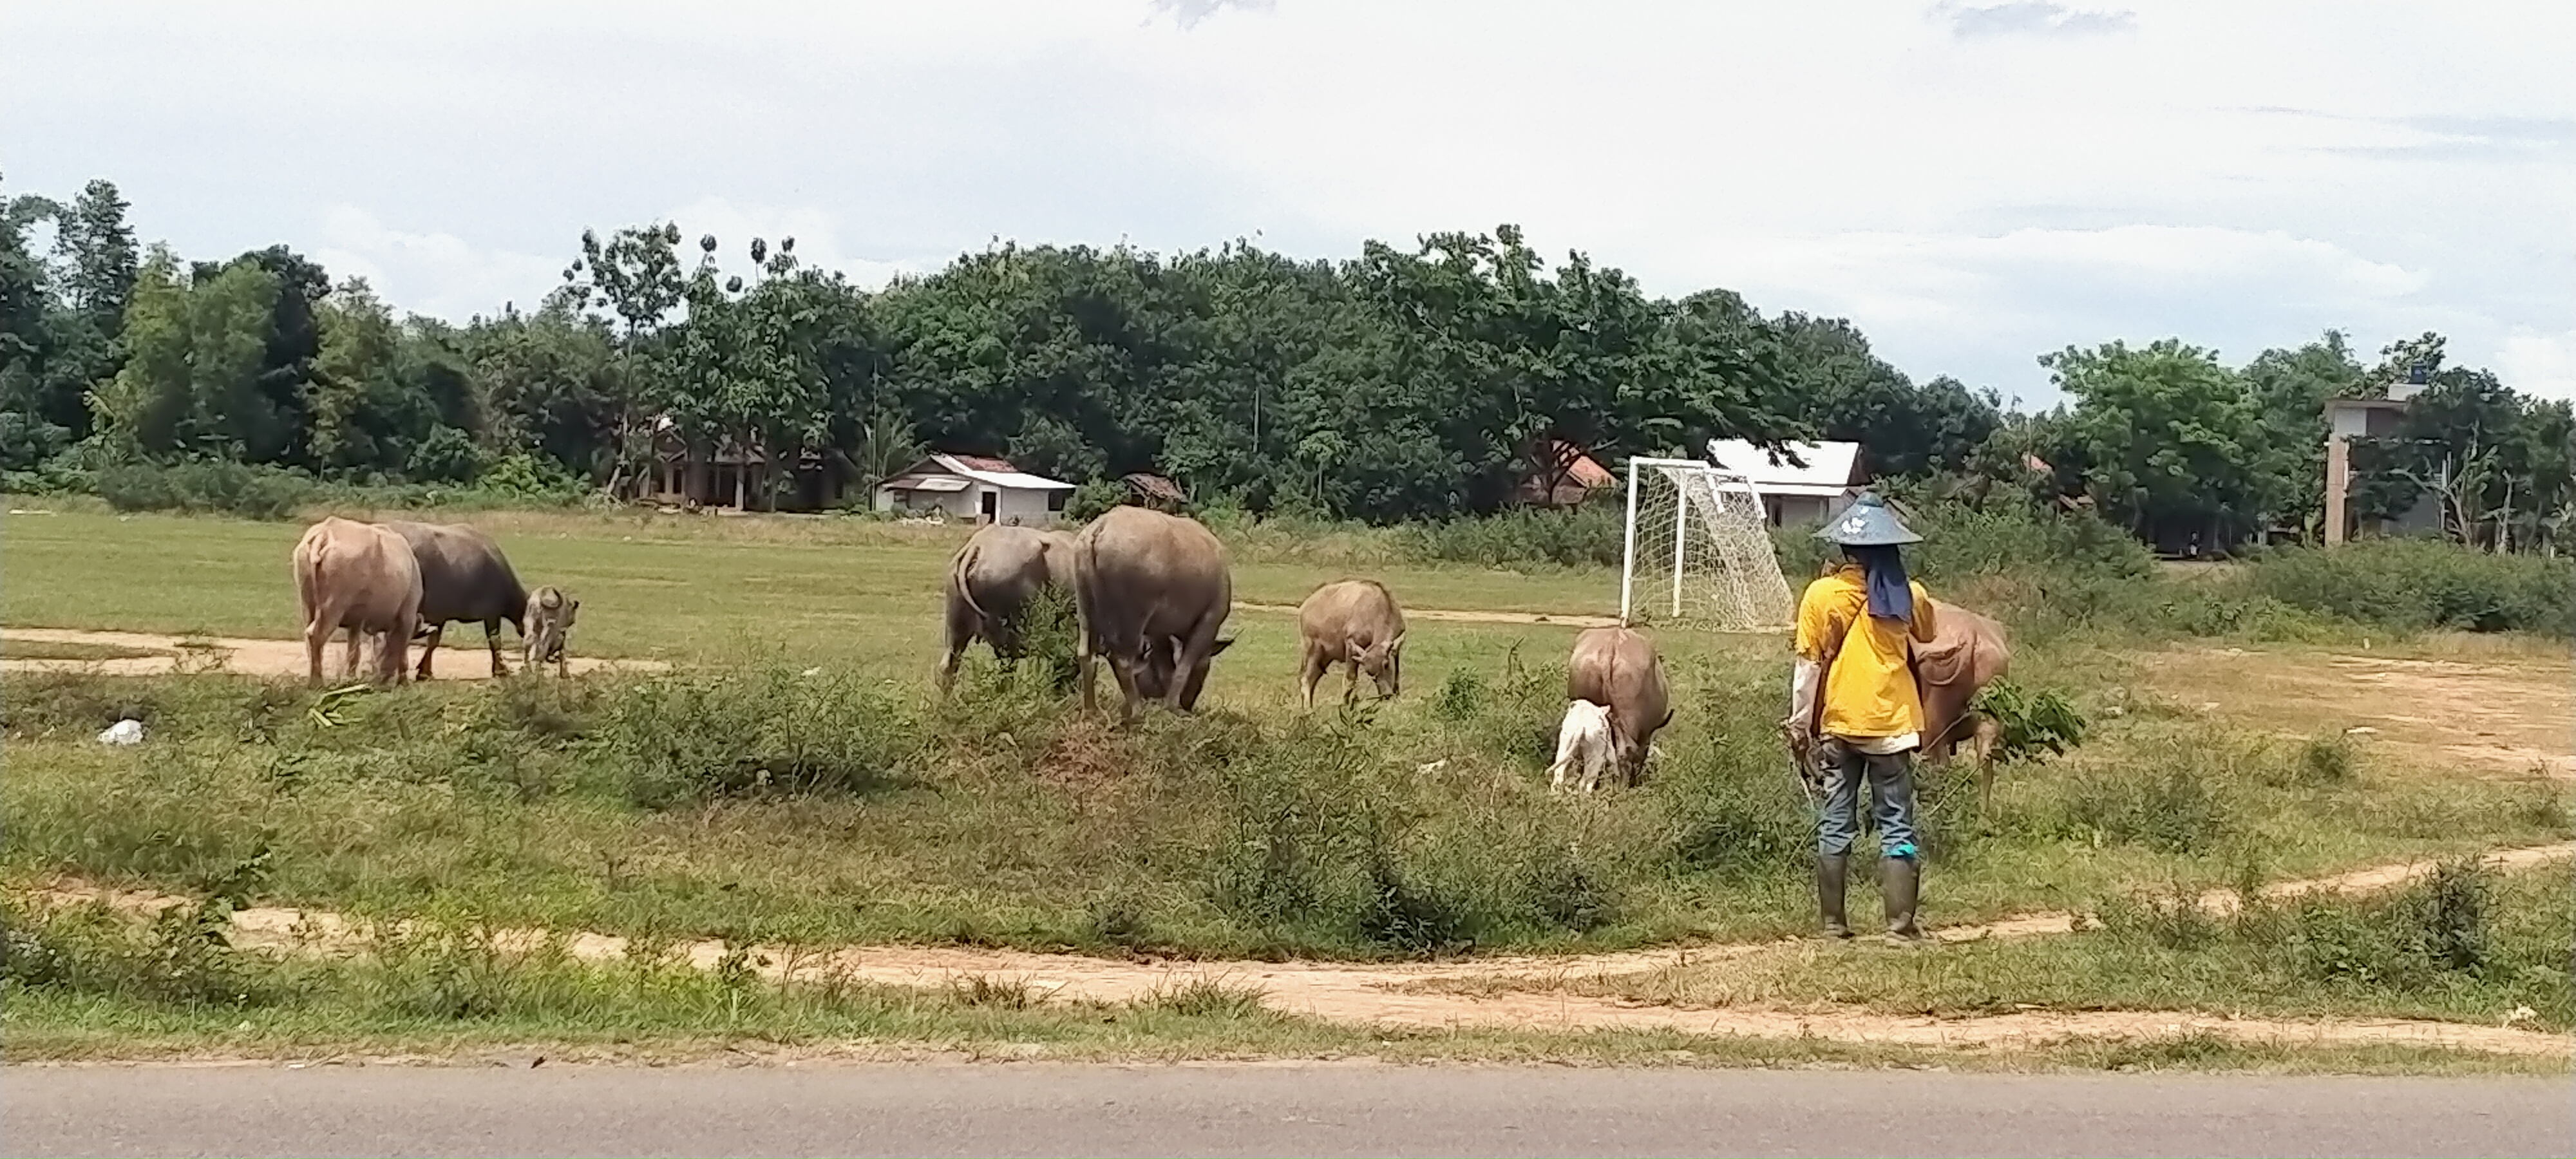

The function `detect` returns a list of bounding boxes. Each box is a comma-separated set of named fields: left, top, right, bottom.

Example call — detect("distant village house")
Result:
left=1515, top=439, right=1617, bottom=508
left=875, top=453, right=1077, bottom=525
left=1704, top=439, right=1868, bottom=527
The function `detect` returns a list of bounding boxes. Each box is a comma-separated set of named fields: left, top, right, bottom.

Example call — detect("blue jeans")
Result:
left=1814, top=737, right=1919, bottom=858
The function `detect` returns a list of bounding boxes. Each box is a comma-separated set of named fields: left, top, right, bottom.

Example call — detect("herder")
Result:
left=1784, top=492, right=1938, bottom=941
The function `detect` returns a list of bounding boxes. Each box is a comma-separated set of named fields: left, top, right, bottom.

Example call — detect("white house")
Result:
left=1704, top=439, right=1868, bottom=527
left=875, top=453, right=1077, bottom=525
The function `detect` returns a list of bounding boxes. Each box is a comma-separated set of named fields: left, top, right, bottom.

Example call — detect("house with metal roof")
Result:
left=1703, top=439, right=1868, bottom=527
left=875, top=453, right=1078, bottom=525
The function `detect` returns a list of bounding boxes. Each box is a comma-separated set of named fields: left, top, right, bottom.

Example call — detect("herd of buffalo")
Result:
left=291, top=516, right=575, bottom=685
left=289, top=504, right=2007, bottom=794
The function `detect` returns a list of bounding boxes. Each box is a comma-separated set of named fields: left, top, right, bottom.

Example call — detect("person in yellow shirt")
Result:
left=1785, top=492, right=1938, bottom=940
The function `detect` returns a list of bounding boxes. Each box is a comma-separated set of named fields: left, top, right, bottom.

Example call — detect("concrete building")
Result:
left=1704, top=439, right=1868, bottom=527
left=2323, top=380, right=2439, bottom=544
left=875, top=453, right=1077, bottom=525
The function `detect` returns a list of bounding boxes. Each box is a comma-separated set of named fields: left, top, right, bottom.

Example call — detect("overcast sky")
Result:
left=8, top=1, right=2570, bottom=404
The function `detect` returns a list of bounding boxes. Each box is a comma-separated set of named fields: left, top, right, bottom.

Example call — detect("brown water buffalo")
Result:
left=523, top=585, right=578, bottom=677
left=1566, top=626, right=1672, bottom=787
left=940, top=524, right=1080, bottom=693
left=382, top=520, right=528, bottom=679
left=1072, top=505, right=1233, bottom=721
left=1911, top=597, right=2011, bottom=765
left=292, top=516, right=422, bottom=686
left=1296, top=579, right=1407, bottom=708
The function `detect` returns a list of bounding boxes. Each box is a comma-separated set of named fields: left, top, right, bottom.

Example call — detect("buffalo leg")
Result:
left=485, top=618, right=510, bottom=677
left=939, top=595, right=978, bottom=696
left=304, top=615, right=332, bottom=686
left=1170, top=619, right=1221, bottom=712
left=1296, top=642, right=1326, bottom=710
left=414, top=623, right=443, bottom=681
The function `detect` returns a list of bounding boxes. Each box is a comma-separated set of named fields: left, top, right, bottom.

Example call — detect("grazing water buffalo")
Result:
left=523, top=585, right=578, bottom=677
left=1296, top=579, right=1407, bottom=708
left=1072, top=505, right=1233, bottom=721
left=292, top=516, right=422, bottom=686
left=1565, top=626, right=1672, bottom=789
left=382, top=520, right=527, bottom=679
left=940, top=524, right=1080, bottom=693
left=1912, top=597, right=2011, bottom=765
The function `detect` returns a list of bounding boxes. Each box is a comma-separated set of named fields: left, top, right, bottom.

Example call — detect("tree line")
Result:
left=4, top=171, right=2569, bottom=550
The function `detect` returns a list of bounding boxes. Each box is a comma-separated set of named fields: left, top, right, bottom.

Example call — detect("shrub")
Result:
left=405, top=426, right=484, bottom=484
left=2053, top=758, right=2228, bottom=854
left=95, top=459, right=316, bottom=520
left=2287, top=731, right=2360, bottom=786
left=598, top=664, right=917, bottom=805
left=1396, top=503, right=1625, bottom=569
left=2241, top=540, right=2575, bottom=637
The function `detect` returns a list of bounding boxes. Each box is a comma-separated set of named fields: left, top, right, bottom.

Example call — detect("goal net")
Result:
left=1619, top=457, right=1795, bottom=632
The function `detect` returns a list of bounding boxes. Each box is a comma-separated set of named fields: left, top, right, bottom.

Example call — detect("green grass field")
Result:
left=4, top=502, right=2570, bottom=1064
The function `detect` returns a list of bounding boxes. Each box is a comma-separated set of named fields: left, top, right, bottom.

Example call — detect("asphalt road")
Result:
left=6, top=1063, right=2570, bottom=1158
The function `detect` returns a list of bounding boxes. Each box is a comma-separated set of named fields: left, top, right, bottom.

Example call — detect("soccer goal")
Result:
left=1618, top=457, right=1795, bottom=632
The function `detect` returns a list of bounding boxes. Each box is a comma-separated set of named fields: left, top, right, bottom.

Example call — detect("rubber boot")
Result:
left=1882, top=856, right=1924, bottom=941
left=1816, top=854, right=1852, bottom=939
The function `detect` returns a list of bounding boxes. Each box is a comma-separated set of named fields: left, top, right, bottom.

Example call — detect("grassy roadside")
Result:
left=1432, top=863, right=2576, bottom=1033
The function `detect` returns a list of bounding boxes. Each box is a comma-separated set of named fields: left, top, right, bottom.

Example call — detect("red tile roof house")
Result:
left=874, top=453, right=1079, bottom=525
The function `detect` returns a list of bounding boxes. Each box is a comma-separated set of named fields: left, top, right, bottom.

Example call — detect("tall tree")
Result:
left=59, top=179, right=138, bottom=332
left=2043, top=339, right=2268, bottom=545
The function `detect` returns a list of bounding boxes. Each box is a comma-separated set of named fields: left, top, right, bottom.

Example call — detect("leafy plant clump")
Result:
left=1973, top=679, right=2088, bottom=762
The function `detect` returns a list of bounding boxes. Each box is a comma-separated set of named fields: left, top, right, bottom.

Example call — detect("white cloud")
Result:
left=2496, top=330, right=2576, bottom=400
left=6, top=0, right=2568, bottom=403
left=1939, top=2, right=2136, bottom=39
left=312, top=208, right=564, bottom=321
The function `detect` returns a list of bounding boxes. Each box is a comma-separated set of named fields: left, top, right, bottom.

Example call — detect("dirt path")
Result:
left=1233, top=603, right=1621, bottom=628
left=31, top=842, right=2574, bottom=1058
left=2145, top=646, right=2576, bottom=779
left=0, top=627, right=663, bottom=680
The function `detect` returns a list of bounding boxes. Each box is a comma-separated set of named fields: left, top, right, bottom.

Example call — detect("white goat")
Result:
left=1548, top=699, right=1618, bottom=793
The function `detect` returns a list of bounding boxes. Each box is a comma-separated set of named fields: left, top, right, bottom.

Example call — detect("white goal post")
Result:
left=1618, top=456, right=1795, bottom=632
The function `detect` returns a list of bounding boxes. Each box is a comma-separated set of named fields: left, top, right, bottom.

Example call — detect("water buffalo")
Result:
left=292, top=516, right=422, bottom=686
left=523, top=585, right=578, bottom=677
left=1566, top=626, right=1672, bottom=788
left=1072, top=505, right=1233, bottom=721
left=940, top=524, right=1080, bottom=693
left=1296, top=579, right=1407, bottom=708
left=382, top=520, right=527, bottom=679
left=1913, top=596, right=2011, bottom=795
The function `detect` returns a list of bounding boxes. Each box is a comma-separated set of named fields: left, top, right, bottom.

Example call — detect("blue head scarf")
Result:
left=1846, top=545, right=1913, bottom=623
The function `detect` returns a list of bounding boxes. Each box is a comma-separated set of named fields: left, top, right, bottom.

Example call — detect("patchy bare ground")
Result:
left=2143, top=645, right=2575, bottom=779
left=28, top=843, right=2573, bottom=1059
left=0, top=627, right=664, bottom=681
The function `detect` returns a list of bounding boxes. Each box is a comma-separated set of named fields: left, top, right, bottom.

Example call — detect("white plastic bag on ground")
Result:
left=97, top=719, right=145, bottom=746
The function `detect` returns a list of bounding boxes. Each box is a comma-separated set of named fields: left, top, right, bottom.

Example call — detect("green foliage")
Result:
left=1396, top=502, right=1626, bottom=568
left=93, top=458, right=315, bottom=520
left=599, top=665, right=918, bottom=805
left=1063, top=478, right=1126, bottom=523
left=2050, top=751, right=2228, bottom=855
left=2239, top=540, right=2574, bottom=637
left=2043, top=338, right=2271, bottom=542
left=404, top=425, right=482, bottom=484
left=1972, top=679, right=2087, bottom=762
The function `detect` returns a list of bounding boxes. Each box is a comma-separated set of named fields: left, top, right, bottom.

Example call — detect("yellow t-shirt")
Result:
left=1794, top=565, right=1938, bottom=739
